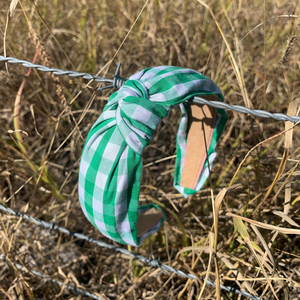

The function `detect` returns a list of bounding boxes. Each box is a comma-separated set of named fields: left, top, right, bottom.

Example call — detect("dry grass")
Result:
left=1, top=0, right=300, bottom=299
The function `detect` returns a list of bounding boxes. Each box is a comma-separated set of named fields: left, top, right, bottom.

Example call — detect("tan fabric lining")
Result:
left=137, top=208, right=164, bottom=238
left=180, top=95, right=217, bottom=190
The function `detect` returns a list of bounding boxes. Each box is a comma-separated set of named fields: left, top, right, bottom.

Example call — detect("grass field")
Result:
left=1, top=0, right=300, bottom=299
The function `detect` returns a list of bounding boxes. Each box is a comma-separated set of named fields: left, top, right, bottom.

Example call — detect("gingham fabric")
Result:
left=79, top=66, right=228, bottom=246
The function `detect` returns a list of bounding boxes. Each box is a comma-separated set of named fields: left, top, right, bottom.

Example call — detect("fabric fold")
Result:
left=79, top=66, right=228, bottom=246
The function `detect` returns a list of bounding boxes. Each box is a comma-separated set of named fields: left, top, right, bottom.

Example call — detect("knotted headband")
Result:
left=78, top=66, right=228, bottom=246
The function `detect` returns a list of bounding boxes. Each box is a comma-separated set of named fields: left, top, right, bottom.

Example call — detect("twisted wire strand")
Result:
left=193, top=97, right=300, bottom=124
left=1, top=55, right=299, bottom=123
left=0, top=55, right=126, bottom=89
left=0, top=204, right=262, bottom=300
left=0, top=254, right=103, bottom=300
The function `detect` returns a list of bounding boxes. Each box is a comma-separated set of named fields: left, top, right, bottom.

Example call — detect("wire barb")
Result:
left=0, top=203, right=263, bottom=300
left=50, top=214, right=56, bottom=233
left=98, top=62, right=127, bottom=91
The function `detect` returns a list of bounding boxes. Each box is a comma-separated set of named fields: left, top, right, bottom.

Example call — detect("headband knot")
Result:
left=79, top=66, right=228, bottom=246
left=114, top=80, right=169, bottom=154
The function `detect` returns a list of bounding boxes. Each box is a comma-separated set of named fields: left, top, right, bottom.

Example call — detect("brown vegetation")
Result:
left=0, top=0, right=300, bottom=299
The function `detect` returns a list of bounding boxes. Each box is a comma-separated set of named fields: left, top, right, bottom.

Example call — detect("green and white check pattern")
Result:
left=79, top=66, right=227, bottom=246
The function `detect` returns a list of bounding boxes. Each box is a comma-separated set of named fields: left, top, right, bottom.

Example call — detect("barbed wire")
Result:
left=0, top=204, right=262, bottom=300
left=0, top=254, right=103, bottom=300
left=1, top=55, right=300, bottom=123
left=0, top=55, right=127, bottom=89
left=193, top=97, right=300, bottom=123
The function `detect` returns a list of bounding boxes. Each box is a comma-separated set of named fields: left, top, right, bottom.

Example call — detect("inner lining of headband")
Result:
left=180, top=95, right=217, bottom=190
left=137, top=207, right=165, bottom=238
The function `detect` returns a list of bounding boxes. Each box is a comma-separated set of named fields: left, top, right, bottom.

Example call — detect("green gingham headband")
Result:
left=78, top=66, right=228, bottom=246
